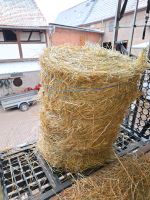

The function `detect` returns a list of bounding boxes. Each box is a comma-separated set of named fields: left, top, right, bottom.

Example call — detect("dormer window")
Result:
left=109, top=21, right=114, bottom=32
left=3, top=30, right=17, bottom=42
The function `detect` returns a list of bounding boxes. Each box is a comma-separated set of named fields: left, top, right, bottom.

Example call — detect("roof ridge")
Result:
left=0, top=0, right=47, bottom=27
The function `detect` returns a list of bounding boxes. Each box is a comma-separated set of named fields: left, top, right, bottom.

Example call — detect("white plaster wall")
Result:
left=21, top=44, right=46, bottom=58
left=0, top=44, right=20, bottom=59
left=20, top=32, right=46, bottom=42
left=30, top=32, right=40, bottom=41
left=0, top=32, right=4, bottom=41
left=0, top=61, right=40, bottom=75
left=20, top=32, right=30, bottom=41
left=41, top=33, right=46, bottom=42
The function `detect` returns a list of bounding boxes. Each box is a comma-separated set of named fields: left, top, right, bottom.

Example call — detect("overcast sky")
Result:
left=35, top=0, right=84, bottom=23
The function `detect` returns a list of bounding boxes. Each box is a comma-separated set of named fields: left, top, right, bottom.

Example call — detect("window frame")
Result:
left=108, top=21, right=114, bottom=32
left=102, top=42, right=112, bottom=49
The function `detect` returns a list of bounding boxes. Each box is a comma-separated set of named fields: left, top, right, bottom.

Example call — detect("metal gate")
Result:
left=115, top=69, right=150, bottom=155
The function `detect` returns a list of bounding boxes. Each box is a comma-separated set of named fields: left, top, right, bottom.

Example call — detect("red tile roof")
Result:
left=0, top=0, right=47, bottom=27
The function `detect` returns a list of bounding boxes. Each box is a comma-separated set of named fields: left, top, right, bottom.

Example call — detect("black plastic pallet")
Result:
left=1, top=137, right=150, bottom=200
left=0, top=144, right=73, bottom=200
left=114, top=125, right=144, bottom=156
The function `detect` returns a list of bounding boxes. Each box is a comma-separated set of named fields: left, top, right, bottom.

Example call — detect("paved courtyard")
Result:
left=0, top=104, right=40, bottom=151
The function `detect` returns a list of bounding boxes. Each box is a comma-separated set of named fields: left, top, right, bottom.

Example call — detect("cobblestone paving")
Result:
left=0, top=104, right=40, bottom=151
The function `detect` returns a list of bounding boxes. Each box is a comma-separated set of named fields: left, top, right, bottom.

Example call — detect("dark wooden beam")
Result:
left=45, top=30, right=49, bottom=47
left=28, top=31, right=32, bottom=41
left=16, top=31, right=23, bottom=59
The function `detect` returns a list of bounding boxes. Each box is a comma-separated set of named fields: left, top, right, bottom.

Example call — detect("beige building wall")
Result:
left=83, top=9, right=149, bottom=55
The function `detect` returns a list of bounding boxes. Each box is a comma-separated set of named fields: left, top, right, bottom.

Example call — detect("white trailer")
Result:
left=0, top=90, right=38, bottom=111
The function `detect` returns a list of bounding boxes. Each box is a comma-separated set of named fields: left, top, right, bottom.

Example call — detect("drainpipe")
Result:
left=48, top=25, right=56, bottom=46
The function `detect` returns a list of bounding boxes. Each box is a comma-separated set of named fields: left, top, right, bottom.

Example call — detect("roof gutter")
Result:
left=0, top=25, right=49, bottom=30
left=49, top=23, right=104, bottom=34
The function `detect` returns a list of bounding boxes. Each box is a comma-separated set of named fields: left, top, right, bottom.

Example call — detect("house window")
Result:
left=90, top=24, right=95, bottom=28
left=103, top=42, right=112, bottom=49
left=108, top=21, right=114, bottom=32
left=3, top=30, right=17, bottom=42
left=122, top=40, right=128, bottom=49
left=116, top=41, right=128, bottom=54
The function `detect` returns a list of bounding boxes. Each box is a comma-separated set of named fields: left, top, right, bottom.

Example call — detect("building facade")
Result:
left=56, top=0, right=150, bottom=55
left=0, top=0, right=48, bottom=97
left=49, top=23, right=103, bottom=46
left=82, top=8, right=150, bottom=55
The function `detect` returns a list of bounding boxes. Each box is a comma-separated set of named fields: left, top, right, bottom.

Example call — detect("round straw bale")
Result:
left=38, top=45, right=148, bottom=172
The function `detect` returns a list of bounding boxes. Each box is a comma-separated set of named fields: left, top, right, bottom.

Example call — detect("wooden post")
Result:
left=112, top=0, right=122, bottom=50
left=45, top=30, right=50, bottom=47
left=16, top=30, right=23, bottom=59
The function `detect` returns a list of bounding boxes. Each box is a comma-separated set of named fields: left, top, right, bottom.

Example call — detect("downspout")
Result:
left=48, top=25, right=56, bottom=47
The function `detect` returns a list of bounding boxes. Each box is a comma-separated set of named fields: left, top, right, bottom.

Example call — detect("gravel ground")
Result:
left=0, top=104, right=40, bottom=151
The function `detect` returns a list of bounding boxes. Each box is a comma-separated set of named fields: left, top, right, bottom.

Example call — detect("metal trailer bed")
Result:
left=1, top=68, right=150, bottom=200
left=0, top=91, right=38, bottom=111
left=1, top=72, right=150, bottom=199
left=0, top=144, right=74, bottom=200
left=0, top=136, right=150, bottom=200
left=1, top=74, right=150, bottom=199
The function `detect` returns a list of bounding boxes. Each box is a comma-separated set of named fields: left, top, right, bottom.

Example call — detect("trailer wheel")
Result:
left=19, top=103, right=29, bottom=112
